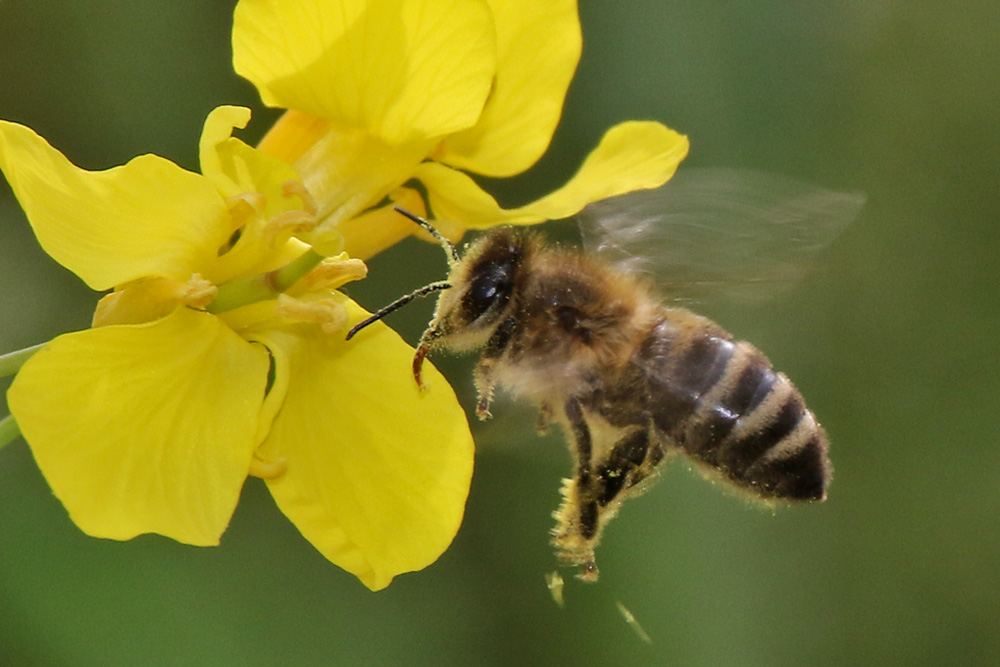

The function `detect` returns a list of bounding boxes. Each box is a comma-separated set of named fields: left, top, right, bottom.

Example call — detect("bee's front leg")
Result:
left=473, top=359, right=497, bottom=420
left=473, top=317, right=517, bottom=420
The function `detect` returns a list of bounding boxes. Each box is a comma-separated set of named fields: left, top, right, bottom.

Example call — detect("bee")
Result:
left=348, top=168, right=864, bottom=582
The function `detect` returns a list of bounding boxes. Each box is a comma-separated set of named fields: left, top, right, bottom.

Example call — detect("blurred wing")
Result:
left=578, top=168, right=865, bottom=303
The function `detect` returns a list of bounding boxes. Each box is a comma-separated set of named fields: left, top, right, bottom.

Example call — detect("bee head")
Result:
left=413, top=227, right=534, bottom=385
left=344, top=208, right=537, bottom=389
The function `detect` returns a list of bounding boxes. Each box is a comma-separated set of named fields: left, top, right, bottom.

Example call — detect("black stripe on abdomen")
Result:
left=666, top=336, right=830, bottom=502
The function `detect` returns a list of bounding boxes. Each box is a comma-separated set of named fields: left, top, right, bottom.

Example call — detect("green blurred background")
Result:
left=1, top=1, right=998, bottom=665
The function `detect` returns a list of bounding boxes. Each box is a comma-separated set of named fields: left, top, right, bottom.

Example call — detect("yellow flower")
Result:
left=232, top=0, right=690, bottom=257
left=0, top=106, right=473, bottom=591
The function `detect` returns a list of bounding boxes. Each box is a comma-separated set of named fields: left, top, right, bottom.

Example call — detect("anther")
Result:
left=264, top=210, right=317, bottom=246
left=276, top=294, right=348, bottom=335
left=298, top=256, right=368, bottom=292
left=282, top=180, right=318, bottom=217
left=179, top=274, right=218, bottom=309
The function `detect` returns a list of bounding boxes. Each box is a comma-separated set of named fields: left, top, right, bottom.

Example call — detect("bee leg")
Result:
left=595, top=428, right=652, bottom=507
left=564, top=397, right=596, bottom=524
left=473, top=360, right=496, bottom=420
left=536, top=402, right=554, bottom=435
left=474, top=317, right=517, bottom=420
left=551, top=396, right=602, bottom=582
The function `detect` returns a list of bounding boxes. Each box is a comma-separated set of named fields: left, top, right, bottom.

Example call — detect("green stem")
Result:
left=0, top=342, right=46, bottom=378
left=208, top=249, right=325, bottom=314
left=0, top=415, right=21, bottom=452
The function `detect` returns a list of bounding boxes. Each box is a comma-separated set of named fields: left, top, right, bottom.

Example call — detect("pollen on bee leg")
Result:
left=275, top=293, right=349, bottom=334
left=551, top=477, right=602, bottom=582
left=476, top=394, right=493, bottom=420
left=248, top=454, right=287, bottom=479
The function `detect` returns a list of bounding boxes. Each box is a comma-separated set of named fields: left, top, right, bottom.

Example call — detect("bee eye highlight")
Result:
left=463, top=259, right=514, bottom=322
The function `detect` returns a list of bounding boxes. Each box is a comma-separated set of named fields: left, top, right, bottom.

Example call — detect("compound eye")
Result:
left=463, top=260, right=514, bottom=322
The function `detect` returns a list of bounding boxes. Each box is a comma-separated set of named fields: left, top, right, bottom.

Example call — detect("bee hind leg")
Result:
left=552, top=417, right=660, bottom=582
left=595, top=428, right=655, bottom=507
left=551, top=397, right=602, bottom=581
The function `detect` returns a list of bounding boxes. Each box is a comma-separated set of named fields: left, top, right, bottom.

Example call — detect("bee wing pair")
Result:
left=579, top=167, right=866, bottom=303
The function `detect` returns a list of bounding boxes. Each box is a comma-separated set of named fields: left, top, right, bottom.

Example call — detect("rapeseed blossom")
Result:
left=0, top=106, right=473, bottom=591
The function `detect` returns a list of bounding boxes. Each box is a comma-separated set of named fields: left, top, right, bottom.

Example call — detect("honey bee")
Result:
left=348, top=168, right=864, bottom=582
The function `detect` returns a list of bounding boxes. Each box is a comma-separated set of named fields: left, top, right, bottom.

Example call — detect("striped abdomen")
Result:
left=639, top=310, right=830, bottom=501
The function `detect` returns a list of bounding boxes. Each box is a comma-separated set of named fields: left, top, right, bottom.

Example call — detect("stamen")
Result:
left=282, top=180, right=318, bottom=217
left=264, top=210, right=317, bottom=246
left=297, top=256, right=368, bottom=292
left=276, top=294, right=348, bottom=334
left=92, top=275, right=218, bottom=327
left=179, top=273, right=218, bottom=309
left=223, top=183, right=323, bottom=251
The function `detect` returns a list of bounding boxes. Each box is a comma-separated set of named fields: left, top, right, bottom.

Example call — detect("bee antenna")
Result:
left=345, top=280, right=451, bottom=340
left=393, top=206, right=460, bottom=265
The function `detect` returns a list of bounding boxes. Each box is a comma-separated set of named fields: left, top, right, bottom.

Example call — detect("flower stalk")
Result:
left=0, top=342, right=46, bottom=378
left=0, top=415, right=20, bottom=452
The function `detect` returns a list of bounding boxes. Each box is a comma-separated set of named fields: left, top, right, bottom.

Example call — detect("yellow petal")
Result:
left=256, top=110, right=330, bottom=166
left=199, top=105, right=254, bottom=198
left=0, top=121, right=230, bottom=291
left=200, top=105, right=301, bottom=208
left=418, top=121, right=690, bottom=227
left=232, top=0, right=497, bottom=145
left=270, top=120, right=432, bottom=231
left=8, top=308, right=270, bottom=545
left=435, top=0, right=582, bottom=176
left=196, top=106, right=312, bottom=284
left=257, top=105, right=435, bottom=234
left=253, top=299, right=474, bottom=590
